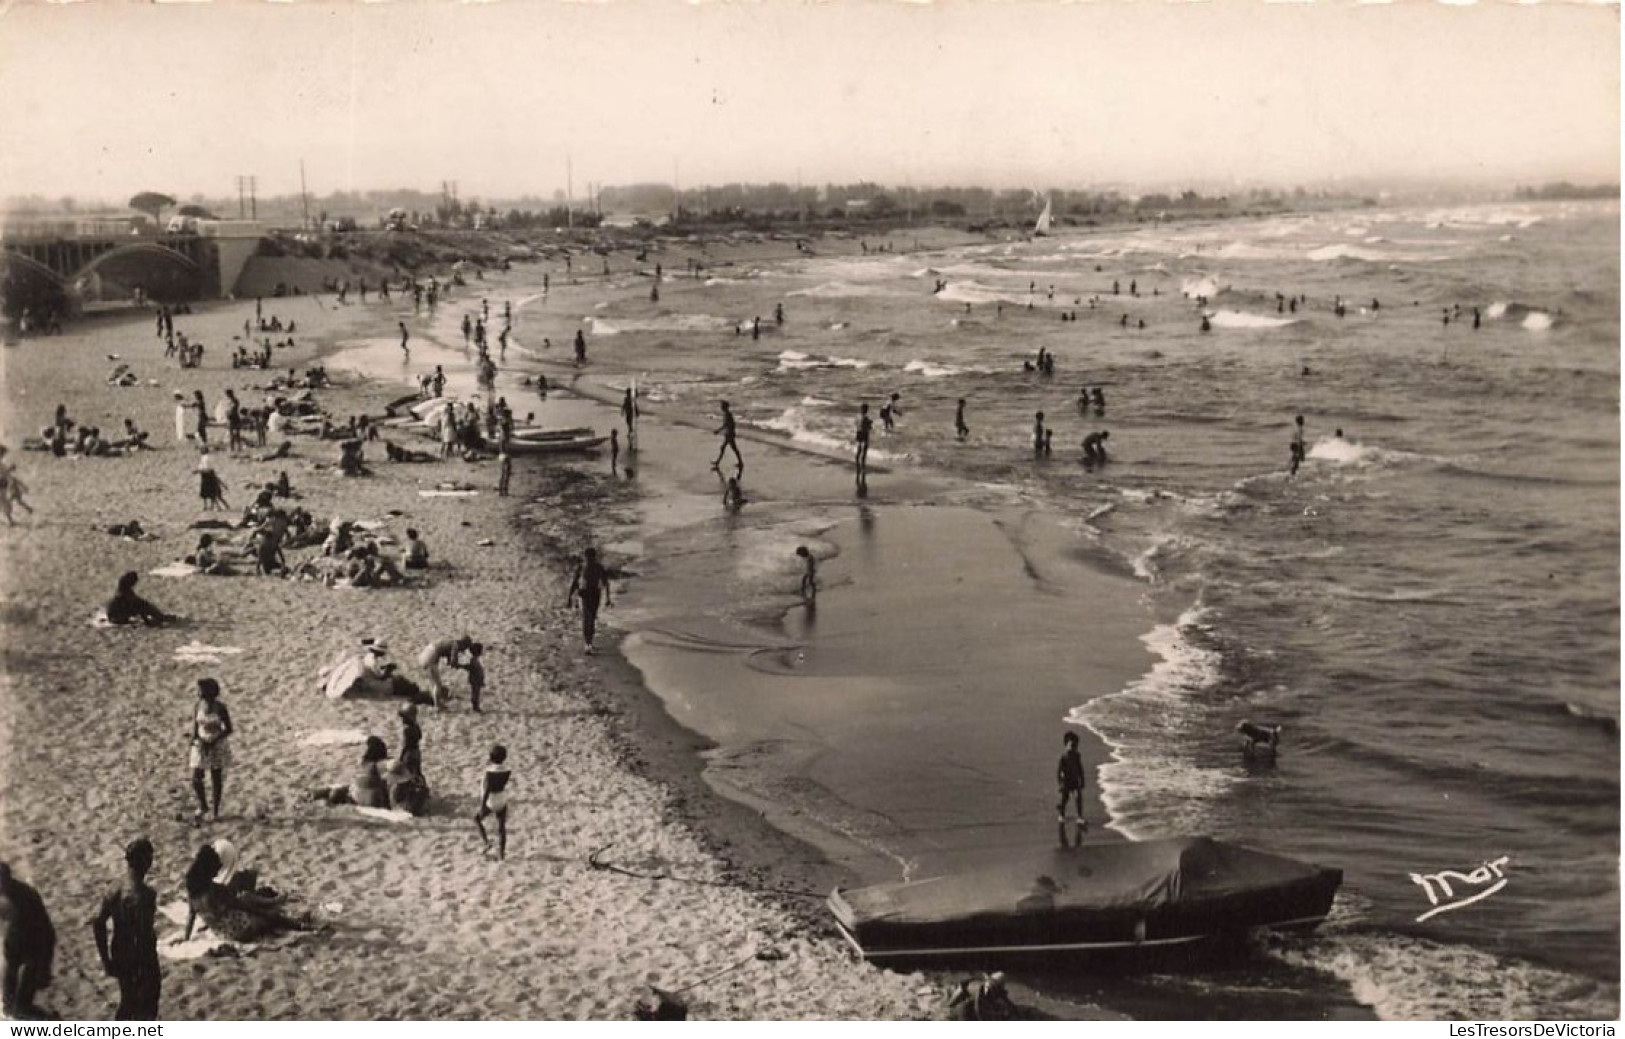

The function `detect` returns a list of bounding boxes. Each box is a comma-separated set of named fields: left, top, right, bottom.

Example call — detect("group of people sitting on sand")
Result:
left=309, top=717, right=430, bottom=817
left=33, top=421, right=152, bottom=458
left=26, top=405, right=153, bottom=459
left=231, top=340, right=294, bottom=370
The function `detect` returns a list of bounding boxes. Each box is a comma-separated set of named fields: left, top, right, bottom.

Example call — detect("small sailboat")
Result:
left=1034, top=196, right=1053, bottom=237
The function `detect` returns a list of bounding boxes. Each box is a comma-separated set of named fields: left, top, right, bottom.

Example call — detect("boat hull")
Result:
left=505, top=435, right=606, bottom=456
left=828, top=837, right=1341, bottom=963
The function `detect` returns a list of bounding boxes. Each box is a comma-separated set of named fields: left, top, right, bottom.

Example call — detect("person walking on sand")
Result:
left=567, top=547, right=613, bottom=655
left=188, top=678, right=233, bottom=824
left=0, top=862, right=56, bottom=1020
left=574, top=329, right=587, bottom=366
left=955, top=399, right=969, bottom=441
left=711, top=401, right=743, bottom=473
left=1057, top=731, right=1088, bottom=826
left=473, top=744, right=512, bottom=860
left=91, top=838, right=161, bottom=1021
left=0, top=445, right=34, bottom=525
left=198, top=453, right=228, bottom=511
left=224, top=391, right=244, bottom=453
left=795, top=545, right=818, bottom=602
left=399, top=322, right=410, bottom=358
left=192, top=390, right=210, bottom=446
left=418, top=635, right=473, bottom=710
left=1289, top=414, right=1306, bottom=476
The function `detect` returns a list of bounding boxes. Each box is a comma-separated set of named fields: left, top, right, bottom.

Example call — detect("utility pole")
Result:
left=565, top=156, right=574, bottom=230
left=235, top=175, right=258, bottom=220
left=300, top=160, right=310, bottom=230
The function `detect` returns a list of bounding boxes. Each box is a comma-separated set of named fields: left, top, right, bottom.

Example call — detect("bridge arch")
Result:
left=1, top=249, right=70, bottom=320
left=74, top=242, right=201, bottom=278
left=71, top=241, right=204, bottom=304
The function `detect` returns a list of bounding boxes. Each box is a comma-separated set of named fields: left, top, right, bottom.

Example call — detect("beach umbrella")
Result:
left=321, top=654, right=369, bottom=700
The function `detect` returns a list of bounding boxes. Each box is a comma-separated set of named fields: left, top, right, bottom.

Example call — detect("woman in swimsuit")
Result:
left=188, top=678, right=234, bottom=823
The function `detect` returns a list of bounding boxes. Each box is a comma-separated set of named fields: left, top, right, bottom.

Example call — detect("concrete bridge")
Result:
left=1, top=223, right=266, bottom=318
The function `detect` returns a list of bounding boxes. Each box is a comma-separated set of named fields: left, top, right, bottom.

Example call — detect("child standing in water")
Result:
left=474, top=744, right=512, bottom=860
left=795, top=545, right=818, bottom=602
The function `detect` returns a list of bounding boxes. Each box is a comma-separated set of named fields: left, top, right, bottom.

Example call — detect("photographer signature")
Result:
left=1409, top=856, right=1510, bottom=922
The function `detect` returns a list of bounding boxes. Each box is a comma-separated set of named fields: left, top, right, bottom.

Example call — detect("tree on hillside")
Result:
left=129, top=191, right=176, bottom=226
left=177, top=204, right=219, bottom=220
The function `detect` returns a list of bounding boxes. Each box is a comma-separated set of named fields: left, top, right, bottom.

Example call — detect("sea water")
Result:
left=478, top=201, right=1618, bottom=1019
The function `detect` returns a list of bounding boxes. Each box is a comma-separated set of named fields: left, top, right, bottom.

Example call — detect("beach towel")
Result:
left=90, top=610, right=113, bottom=628
left=298, top=729, right=370, bottom=748
left=354, top=806, right=415, bottom=824
left=155, top=900, right=317, bottom=962
left=150, top=563, right=198, bottom=578
left=418, top=490, right=478, bottom=498
left=174, top=640, right=246, bottom=665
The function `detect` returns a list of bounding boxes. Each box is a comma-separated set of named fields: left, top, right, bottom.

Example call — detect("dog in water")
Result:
left=1236, top=720, right=1281, bottom=758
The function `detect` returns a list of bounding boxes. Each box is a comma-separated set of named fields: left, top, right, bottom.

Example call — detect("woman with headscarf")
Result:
left=182, top=841, right=314, bottom=943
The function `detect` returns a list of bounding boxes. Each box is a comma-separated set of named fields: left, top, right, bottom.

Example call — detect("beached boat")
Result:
left=508, top=426, right=596, bottom=442
left=505, top=432, right=607, bottom=455
left=828, top=836, right=1341, bottom=962
left=1034, top=197, right=1053, bottom=237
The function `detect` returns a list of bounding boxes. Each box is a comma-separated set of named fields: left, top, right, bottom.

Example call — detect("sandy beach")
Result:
left=0, top=227, right=1155, bottom=1020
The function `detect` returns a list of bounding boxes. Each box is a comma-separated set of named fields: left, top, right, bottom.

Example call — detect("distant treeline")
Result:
left=596, top=182, right=1373, bottom=226
left=7, top=181, right=1381, bottom=232
left=1512, top=182, right=1619, bottom=202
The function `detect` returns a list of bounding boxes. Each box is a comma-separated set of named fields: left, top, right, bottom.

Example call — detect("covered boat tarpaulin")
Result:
left=830, top=836, right=1341, bottom=960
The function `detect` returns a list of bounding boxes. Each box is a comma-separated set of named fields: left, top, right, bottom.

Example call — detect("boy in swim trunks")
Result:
left=474, top=745, right=512, bottom=860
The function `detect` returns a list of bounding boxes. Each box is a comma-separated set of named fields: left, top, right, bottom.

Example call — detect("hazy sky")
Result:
left=0, top=0, right=1617, bottom=206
